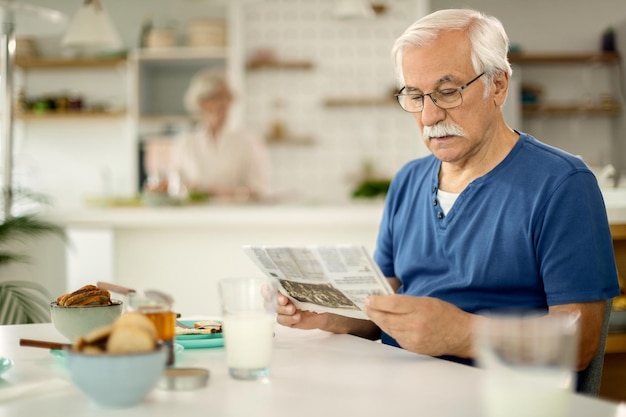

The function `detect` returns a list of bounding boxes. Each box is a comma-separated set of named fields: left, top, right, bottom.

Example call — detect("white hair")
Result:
left=391, top=9, right=512, bottom=97
left=183, top=68, right=229, bottom=114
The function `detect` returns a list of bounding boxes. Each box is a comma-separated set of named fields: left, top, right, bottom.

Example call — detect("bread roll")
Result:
left=107, top=325, right=155, bottom=354
left=114, top=313, right=158, bottom=340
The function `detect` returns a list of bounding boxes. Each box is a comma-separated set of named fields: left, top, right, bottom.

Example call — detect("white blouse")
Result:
left=170, top=126, right=271, bottom=198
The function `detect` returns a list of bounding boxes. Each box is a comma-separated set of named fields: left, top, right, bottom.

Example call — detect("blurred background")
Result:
left=8, top=0, right=626, bottom=208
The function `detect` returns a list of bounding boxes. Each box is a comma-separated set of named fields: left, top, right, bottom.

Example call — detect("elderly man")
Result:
left=277, top=8, right=619, bottom=392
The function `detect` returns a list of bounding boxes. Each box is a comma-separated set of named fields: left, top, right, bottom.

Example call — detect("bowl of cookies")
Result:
left=50, top=284, right=123, bottom=341
left=66, top=313, right=167, bottom=408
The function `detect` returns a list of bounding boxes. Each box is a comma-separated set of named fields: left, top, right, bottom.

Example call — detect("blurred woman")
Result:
left=170, top=69, right=271, bottom=201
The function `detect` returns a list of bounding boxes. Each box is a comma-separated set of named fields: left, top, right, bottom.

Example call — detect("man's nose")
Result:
left=419, top=94, right=445, bottom=127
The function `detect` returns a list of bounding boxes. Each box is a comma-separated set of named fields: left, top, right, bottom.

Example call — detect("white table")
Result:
left=0, top=323, right=623, bottom=417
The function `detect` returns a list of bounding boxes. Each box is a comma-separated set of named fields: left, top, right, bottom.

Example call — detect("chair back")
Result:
left=576, top=299, right=613, bottom=395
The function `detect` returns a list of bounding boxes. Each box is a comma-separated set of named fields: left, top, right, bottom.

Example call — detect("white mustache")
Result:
left=422, top=123, right=465, bottom=140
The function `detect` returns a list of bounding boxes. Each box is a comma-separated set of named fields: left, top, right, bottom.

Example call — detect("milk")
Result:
left=223, top=314, right=275, bottom=371
left=482, top=368, right=572, bottom=417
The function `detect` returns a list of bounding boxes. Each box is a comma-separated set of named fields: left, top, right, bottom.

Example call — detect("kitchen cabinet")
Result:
left=15, top=56, right=129, bottom=119
left=131, top=47, right=227, bottom=122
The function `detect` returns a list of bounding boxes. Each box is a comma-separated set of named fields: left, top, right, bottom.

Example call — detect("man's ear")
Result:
left=492, top=71, right=509, bottom=106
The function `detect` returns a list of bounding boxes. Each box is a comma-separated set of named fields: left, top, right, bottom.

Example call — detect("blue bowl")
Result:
left=50, top=300, right=123, bottom=341
left=66, top=347, right=166, bottom=408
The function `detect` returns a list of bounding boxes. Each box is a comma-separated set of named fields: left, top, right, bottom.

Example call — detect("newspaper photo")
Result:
left=243, top=244, right=394, bottom=320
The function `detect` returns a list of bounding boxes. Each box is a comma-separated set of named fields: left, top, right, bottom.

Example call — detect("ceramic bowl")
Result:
left=50, top=300, right=123, bottom=341
left=65, top=347, right=167, bottom=408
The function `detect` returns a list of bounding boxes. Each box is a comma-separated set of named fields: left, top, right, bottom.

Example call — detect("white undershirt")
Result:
left=437, top=189, right=460, bottom=215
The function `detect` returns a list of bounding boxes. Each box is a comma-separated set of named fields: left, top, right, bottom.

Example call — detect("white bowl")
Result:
left=50, top=300, right=123, bottom=341
left=66, top=347, right=167, bottom=408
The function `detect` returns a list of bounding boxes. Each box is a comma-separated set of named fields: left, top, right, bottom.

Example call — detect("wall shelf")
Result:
left=508, top=51, right=619, bottom=64
left=16, top=110, right=126, bottom=120
left=323, top=97, right=395, bottom=107
left=266, top=135, right=315, bottom=146
left=15, top=56, right=127, bottom=69
left=134, top=47, right=227, bottom=62
left=246, top=60, right=313, bottom=70
left=522, top=102, right=621, bottom=116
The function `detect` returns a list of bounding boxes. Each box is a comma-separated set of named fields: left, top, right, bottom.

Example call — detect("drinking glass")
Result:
left=218, top=277, right=277, bottom=381
left=473, top=311, right=580, bottom=417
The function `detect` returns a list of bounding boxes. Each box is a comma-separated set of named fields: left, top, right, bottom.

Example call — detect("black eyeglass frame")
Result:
left=394, top=72, right=486, bottom=113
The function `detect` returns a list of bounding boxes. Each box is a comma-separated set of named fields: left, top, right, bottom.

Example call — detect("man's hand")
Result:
left=275, top=292, right=333, bottom=330
left=276, top=291, right=381, bottom=339
left=365, top=295, right=475, bottom=358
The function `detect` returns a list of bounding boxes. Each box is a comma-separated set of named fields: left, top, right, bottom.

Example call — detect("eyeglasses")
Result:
left=395, top=72, right=486, bottom=113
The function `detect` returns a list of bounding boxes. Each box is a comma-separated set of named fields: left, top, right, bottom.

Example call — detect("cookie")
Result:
left=56, top=284, right=112, bottom=307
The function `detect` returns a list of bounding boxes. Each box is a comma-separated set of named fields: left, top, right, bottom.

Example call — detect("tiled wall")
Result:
left=241, top=0, right=429, bottom=204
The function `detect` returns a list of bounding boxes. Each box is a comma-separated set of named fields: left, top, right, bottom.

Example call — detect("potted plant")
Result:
left=0, top=190, right=64, bottom=325
left=350, top=159, right=391, bottom=200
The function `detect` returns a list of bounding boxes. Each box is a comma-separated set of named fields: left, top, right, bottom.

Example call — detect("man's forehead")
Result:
left=403, top=73, right=459, bottom=91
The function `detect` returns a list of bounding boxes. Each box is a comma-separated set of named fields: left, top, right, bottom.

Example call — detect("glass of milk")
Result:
left=218, top=277, right=277, bottom=381
left=473, top=310, right=580, bottom=417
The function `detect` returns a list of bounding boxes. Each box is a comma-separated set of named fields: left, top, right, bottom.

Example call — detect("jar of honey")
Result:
left=126, top=290, right=176, bottom=366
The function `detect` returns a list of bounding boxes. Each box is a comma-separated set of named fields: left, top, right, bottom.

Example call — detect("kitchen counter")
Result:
left=45, top=203, right=386, bottom=316
left=46, top=187, right=626, bottom=226
left=45, top=203, right=386, bottom=228
left=602, top=188, right=626, bottom=223
left=40, top=191, right=626, bottom=316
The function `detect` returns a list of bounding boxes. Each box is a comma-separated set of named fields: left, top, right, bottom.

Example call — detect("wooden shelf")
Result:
left=15, top=56, right=127, bottom=69
left=267, top=136, right=314, bottom=146
left=611, top=224, right=626, bottom=240
left=522, top=102, right=621, bottom=116
left=16, top=110, right=126, bottom=120
left=323, top=97, right=395, bottom=107
left=606, top=332, right=626, bottom=354
left=508, top=51, right=620, bottom=64
left=139, top=114, right=191, bottom=122
left=246, top=60, right=313, bottom=70
left=134, top=47, right=227, bottom=62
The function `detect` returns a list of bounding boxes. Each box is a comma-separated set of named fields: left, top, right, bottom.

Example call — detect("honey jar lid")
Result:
left=157, top=367, right=210, bottom=391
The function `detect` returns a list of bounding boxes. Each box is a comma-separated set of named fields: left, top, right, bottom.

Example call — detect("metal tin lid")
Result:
left=157, top=367, right=210, bottom=391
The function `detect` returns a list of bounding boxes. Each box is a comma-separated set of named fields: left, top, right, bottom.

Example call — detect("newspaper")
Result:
left=243, top=244, right=394, bottom=320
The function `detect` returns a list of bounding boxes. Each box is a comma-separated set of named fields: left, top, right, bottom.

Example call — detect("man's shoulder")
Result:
left=516, top=133, right=588, bottom=171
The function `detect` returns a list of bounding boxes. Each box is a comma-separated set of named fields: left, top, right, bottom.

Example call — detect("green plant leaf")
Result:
left=351, top=178, right=391, bottom=198
left=0, top=214, right=65, bottom=266
left=0, top=214, right=64, bottom=242
left=0, top=191, right=65, bottom=324
left=0, top=280, right=51, bottom=325
left=0, top=253, right=27, bottom=266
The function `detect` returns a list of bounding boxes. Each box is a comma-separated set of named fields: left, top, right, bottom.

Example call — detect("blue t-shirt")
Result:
left=374, top=133, right=620, bottom=351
